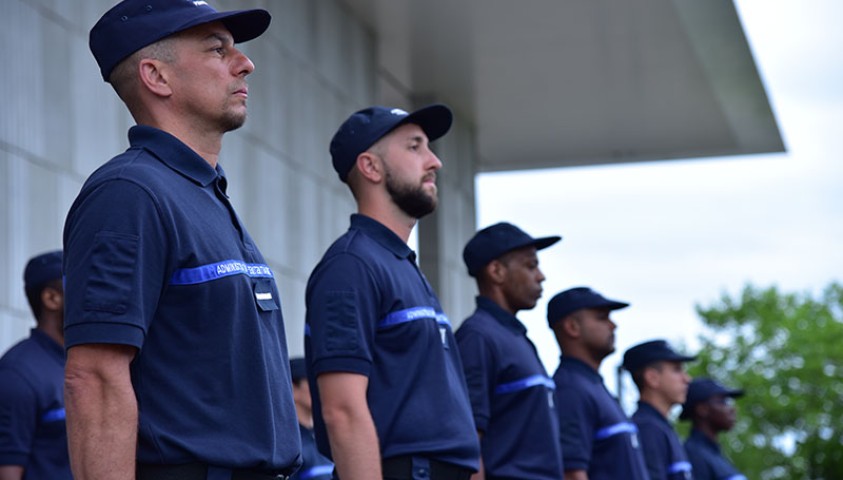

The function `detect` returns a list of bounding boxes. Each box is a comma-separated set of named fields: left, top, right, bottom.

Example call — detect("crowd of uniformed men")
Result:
left=0, top=1, right=749, bottom=479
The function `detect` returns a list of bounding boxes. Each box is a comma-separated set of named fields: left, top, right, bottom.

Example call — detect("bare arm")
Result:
left=468, top=431, right=484, bottom=480
left=317, top=372, right=381, bottom=480
left=565, top=470, right=588, bottom=480
left=0, top=466, right=24, bottom=480
left=65, top=343, right=138, bottom=480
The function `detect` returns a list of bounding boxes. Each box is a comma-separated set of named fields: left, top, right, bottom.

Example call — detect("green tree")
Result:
left=684, top=282, right=843, bottom=480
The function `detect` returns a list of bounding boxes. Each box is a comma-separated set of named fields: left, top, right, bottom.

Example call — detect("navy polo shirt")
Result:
left=291, top=425, right=334, bottom=480
left=632, top=401, right=692, bottom=480
left=0, top=329, right=71, bottom=479
left=684, top=428, right=746, bottom=480
left=553, top=356, right=648, bottom=480
left=63, top=125, right=301, bottom=471
left=305, top=214, right=479, bottom=470
left=455, top=297, right=563, bottom=479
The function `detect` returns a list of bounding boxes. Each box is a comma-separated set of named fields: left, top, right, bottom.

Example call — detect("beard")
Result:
left=385, top=168, right=438, bottom=219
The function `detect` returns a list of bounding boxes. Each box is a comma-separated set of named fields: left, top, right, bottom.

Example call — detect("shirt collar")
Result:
left=560, top=355, right=603, bottom=382
left=637, top=400, right=670, bottom=424
left=689, top=427, right=721, bottom=453
left=30, top=328, right=65, bottom=362
left=350, top=214, right=415, bottom=260
left=475, top=296, right=527, bottom=335
left=128, top=125, right=221, bottom=187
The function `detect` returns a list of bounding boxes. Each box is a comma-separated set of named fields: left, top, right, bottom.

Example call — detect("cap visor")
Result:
left=218, top=9, right=271, bottom=43
left=401, top=104, right=453, bottom=142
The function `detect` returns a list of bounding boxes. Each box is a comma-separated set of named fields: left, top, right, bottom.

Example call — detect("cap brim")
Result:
left=400, top=104, right=453, bottom=143
left=598, top=299, right=630, bottom=311
left=175, top=9, right=271, bottom=45
left=216, top=10, right=271, bottom=43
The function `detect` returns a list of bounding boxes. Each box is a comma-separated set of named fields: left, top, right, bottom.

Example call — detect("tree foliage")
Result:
left=684, top=282, right=843, bottom=480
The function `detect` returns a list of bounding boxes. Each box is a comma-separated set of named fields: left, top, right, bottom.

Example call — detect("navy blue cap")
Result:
left=289, top=357, right=307, bottom=382
left=462, top=222, right=560, bottom=277
left=622, top=339, right=696, bottom=372
left=546, top=287, right=629, bottom=327
left=24, top=250, right=63, bottom=292
left=90, top=0, right=271, bottom=82
left=680, top=377, right=744, bottom=420
left=329, top=104, right=453, bottom=182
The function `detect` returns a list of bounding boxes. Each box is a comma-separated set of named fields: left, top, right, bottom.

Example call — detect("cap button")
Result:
left=120, top=15, right=128, bottom=21
left=146, top=5, right=153, bottom=11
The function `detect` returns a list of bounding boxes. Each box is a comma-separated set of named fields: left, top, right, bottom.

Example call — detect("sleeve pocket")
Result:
left=325, top=291, right=360, bottom=353
left=82, top=231, right=139, bottom=314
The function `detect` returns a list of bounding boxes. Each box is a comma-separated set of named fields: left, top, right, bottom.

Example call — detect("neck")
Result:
left=357, top=200, right=417, bottom=244
left=694, top=422, right=719, bottom=443
left=479, top=288, right=517, bottom=316
left=562, top=344, right=603, bottom=371
left=36, top=317, right=64, bottom=347
left=639, top=393, right=672, bottom=417
left=138, top=115, right=224, bottom=168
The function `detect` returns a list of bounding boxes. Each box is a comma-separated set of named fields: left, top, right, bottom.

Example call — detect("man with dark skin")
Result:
left=456, top=222, right=563, bottom=480
left=681, top=378, right=747, bottom=480
left=0, top=251, right=69, bottom=480
left=547, top=287, right=649, bottom=480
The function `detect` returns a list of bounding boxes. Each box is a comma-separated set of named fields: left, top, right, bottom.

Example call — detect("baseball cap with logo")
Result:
left=90, top=0, right=271, bottom=82
left=329, top=104, right=453, bottom=182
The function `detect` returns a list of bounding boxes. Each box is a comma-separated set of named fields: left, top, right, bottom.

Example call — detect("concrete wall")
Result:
left=0, top=0, right=478, bottom=357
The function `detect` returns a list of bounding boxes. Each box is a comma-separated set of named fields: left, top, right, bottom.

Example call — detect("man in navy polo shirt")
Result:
left=62, top=1, right=300, bottom=479
left=455, top=222, right=563, bottom=479
left=547, top=287, right=649, bottom=480
left=0, top=251, right=71, bottom=480
left=623, top=339, right=696, bottom=480
left=305, top=105, right=480, bottom=480
left=681, top=378, right=747, bottom=480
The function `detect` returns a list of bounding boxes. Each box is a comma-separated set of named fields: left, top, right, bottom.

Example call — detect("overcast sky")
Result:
left=475, top=0, right=843, bottom=399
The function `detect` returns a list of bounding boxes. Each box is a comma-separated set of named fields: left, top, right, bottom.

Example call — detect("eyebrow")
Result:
left=203, top=32, right=234, bottom=46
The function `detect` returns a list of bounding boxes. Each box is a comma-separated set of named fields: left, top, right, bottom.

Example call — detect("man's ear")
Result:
left=355, top=151, right=384, bottom=183
left=561, top=315, right=580, bottom=338
left=483, top=259, right=507, bottom=285
left=40, top=286, right=63, bottom=312
left=643, top=365, right=661, bottom=389
left=138, top=58, right=174, bottom=97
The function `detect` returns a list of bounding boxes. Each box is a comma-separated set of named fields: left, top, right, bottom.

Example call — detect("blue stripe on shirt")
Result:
left=299, top=465, right=334, bottom=479
left=41, top=408, right=66, bottom=422
left=495, top=374, right=556, bottom=395
left=379, top=306, right=449, bottom=328
left=668, top=461, right=692, bottom=474
left=594, top=421, right=637, bottom=440
left=170, top=260, right=274, bottom=285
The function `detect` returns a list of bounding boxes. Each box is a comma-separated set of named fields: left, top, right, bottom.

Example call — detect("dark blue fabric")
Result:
left=63, top=125, right=300, bottom=471
left=455, top=297, right=563, bottom=479
left=632, top=401, right=692, bottom=480
left=684, top=428, right=746, bottom=480
left=553, top=356, right=648, bottom=480
left=0, top=330, right=71, bottom=479
left=291, top=425, right=333, bottom=480
left=305, top=214, right=479, bottom=471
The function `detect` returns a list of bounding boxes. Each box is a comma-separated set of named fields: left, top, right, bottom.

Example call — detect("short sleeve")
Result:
left=306, top=253, right=379, bottom=377
left=0, top=369, right=36, bottom=466
left=555, top=381, right=595, bottom=471
left=637, top=421, right=668, bottom=480
left=455, top=323, right=495, bottom=432
left=63, top=179, right=168, bottom=350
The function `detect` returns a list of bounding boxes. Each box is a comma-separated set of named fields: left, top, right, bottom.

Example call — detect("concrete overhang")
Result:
left=340, top=0, right=785, bottom=172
